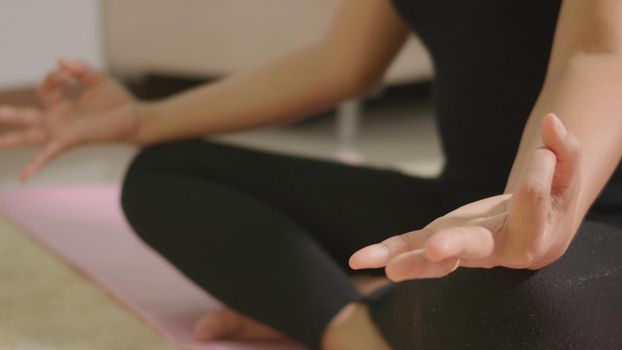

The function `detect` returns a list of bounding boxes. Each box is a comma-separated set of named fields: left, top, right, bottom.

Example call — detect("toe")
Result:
left=193, top=309, right=242, bottom=341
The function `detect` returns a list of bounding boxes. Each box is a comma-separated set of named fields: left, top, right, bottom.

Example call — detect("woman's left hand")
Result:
left=349, top=114, right=583, bottom=281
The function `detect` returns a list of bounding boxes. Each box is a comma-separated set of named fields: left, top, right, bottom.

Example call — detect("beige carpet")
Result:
left=0, top=215, right=175, bottom=350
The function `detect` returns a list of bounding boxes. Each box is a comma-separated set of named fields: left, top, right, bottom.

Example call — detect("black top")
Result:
left=391, top=0, right=622, bottom=222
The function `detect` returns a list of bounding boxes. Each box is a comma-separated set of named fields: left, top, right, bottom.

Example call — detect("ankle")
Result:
left=321, top=303, right=390, bottom=350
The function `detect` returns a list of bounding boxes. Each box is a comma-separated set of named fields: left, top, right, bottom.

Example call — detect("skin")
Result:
left=0, top=0, right=620, bottom=349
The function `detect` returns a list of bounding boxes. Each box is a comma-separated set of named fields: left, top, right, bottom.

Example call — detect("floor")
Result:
left=0, top=217, right=176, bottom=350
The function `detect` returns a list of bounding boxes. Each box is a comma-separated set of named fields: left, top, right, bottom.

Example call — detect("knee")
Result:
left=121, top=144, right=159, bottom=218
left=124, top=139, right=199, bottom=177
left=120, top=140, right=200, bottom=228
left=385, top=229, right=622, bottom=349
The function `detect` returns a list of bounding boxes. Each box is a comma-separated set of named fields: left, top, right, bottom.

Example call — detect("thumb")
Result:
left=540, top=113, right=582, bottom=201
left=350, top=230, right=424, bottom=269
left=506, top=146, right=556, bottom=265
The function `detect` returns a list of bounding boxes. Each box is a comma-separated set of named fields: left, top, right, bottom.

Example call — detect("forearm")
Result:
left=505, top=53, right=622, bottom=221
left=134, top=43, right=368, bottom=146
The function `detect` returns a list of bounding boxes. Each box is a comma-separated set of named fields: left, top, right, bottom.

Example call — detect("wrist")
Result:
left=128, top=101, right=155, bottom=146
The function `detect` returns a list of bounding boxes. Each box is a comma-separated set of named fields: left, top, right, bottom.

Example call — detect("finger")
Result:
left=424, top=225, right=495, bottom=262
left=0, top=129, right=47, bottom=149
left=58, top=58, right=101, bottom=87
left=540, top=113, right=582, bottom=201
left=506, top=147, right=556, bottom=266
left=20, top=141, right=66, bottom=183
left=385, top=250, right=460, bottom=281
left=511, top=147, right=556, bottom=227
left=0, top=106, right=42, bottom=128
left=349, top=230, right=426, bottom=270
left=37, top=70, right=71, bottom=105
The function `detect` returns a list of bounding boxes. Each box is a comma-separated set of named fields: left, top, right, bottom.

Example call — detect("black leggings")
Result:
left=121, top=140, right=622, bottom=350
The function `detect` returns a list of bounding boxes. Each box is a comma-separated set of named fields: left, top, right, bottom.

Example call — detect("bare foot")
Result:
left=192, top=308, right=290, bottom=342
left=322, top=303, right=390, bottom=350
left=193, top=275, right=389, bottom=343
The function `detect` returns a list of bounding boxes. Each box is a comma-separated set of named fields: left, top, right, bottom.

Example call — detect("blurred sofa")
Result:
left=104, top=0, right=432, bottom=85
left=103, top=1, right=434, bottom=156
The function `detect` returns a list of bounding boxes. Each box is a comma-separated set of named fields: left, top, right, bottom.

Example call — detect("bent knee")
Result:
left=121, top=140, right=201, bottom=224
left=125, top=139, right=205, bottom=178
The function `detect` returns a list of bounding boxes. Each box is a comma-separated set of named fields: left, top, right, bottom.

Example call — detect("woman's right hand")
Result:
left=0, top=58, right=141, bottom=182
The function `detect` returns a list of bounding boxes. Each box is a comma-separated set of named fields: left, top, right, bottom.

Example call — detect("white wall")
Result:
left=0, top=0, right=103, bottom=89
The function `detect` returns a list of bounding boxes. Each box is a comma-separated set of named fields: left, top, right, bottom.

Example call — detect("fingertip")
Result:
left=540, top=113, right=558, bottom=143
left=551, top=113, right=567, bottom=136
left=349, top=244, right=389, bottom=270
left=384, top=268, right=404, bottom=283
left=540, top=112, right=581, bottom=165
left=58, top=57, right=72, bottom=68
left=348, top=255, right=360, bottom=269
left=21, top=161, right=43, bottom=184
left=19, top=170, right=30, bottom=184
left=59, top=58, right=87, bottom=75
left=541, top=113, right=559, bottom=126
left=348, top=250, right=369, bottom=270
left=542, top=112, right=558, bottom=125
left=348, top=255, right=361, bottom=270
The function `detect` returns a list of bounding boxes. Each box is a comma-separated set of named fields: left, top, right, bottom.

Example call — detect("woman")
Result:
left=1, top=0, right=621, bottom=349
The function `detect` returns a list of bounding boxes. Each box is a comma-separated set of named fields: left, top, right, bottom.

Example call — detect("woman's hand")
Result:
left=0, top=59, right=140, bottom=182
left=350, top=114, right=582, bottom=281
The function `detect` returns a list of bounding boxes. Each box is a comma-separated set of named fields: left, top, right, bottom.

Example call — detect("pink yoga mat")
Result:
left=0, top=185, right=303, bottom=350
